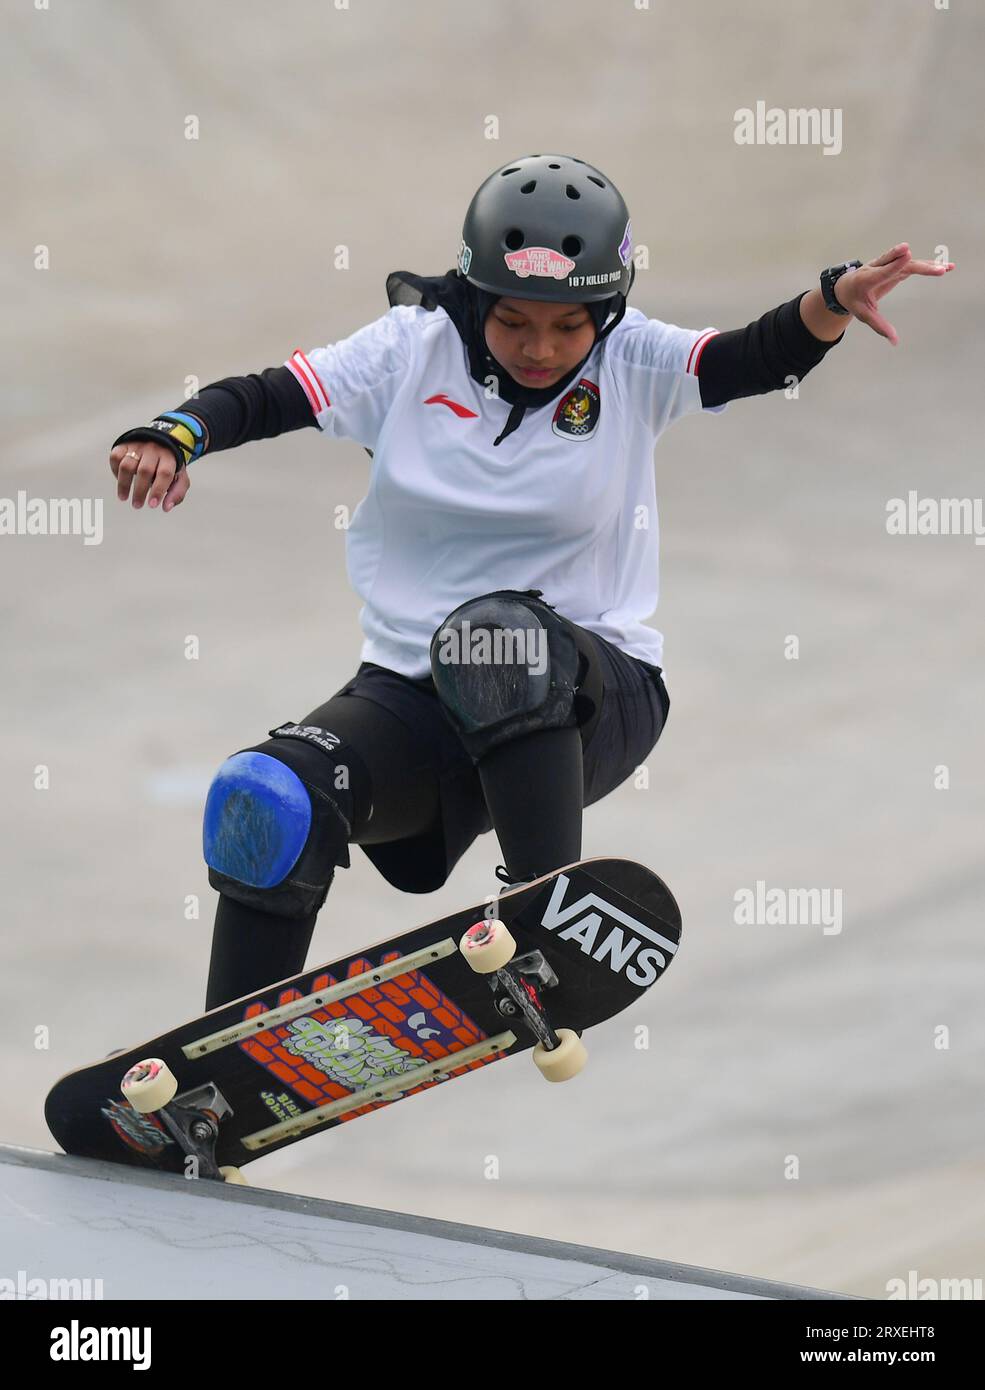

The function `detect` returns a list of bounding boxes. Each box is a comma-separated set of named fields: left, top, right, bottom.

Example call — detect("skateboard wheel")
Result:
left=459, top=917, right=516, bottom=973
left=533, top=1029, right=588, bottom=1082
left=219, top=1166, right=248, bottom=1185
left=121, top=1058, right=178, bottom=1113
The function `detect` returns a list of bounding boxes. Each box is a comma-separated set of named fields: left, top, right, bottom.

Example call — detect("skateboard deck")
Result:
left=45, top=857, right=681, bottom=1180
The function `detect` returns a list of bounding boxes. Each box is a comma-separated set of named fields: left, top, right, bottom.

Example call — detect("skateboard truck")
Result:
left=121, top=1061, right=246, bottom=1184
left=458, top=921, right=588, bottom=1082
left=489, top=950, right=559, bottom=1038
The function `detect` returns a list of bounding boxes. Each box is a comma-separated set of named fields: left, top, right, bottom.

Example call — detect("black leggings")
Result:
left=311, top=618, right=602, bottom=850
left=205, top=624, right=666, bottom=1009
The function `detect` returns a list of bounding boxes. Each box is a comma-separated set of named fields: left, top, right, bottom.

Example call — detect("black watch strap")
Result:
left=820, top=260, right=862, bottom=315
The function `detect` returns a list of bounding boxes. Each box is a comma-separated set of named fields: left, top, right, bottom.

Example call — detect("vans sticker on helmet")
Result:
left=504, top=247, right=576, bottom=280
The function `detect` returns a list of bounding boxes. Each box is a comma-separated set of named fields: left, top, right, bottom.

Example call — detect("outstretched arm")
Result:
left=109, top=367, right=312, bottom=511
left=109, top=304, right=418, bottom=512
left=799, top=243, right=953, bottom=346
left=697, top=244, right=954, bottom=409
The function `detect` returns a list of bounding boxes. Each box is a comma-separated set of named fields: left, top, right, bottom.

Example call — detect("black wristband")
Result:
left=112, top=411, right=207, bottom=472
left=820, top=260, right=862, bottom=315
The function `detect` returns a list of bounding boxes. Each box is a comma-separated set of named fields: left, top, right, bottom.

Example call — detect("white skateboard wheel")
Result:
left=459, top=917, right=516, bottom=973
left=533, top=1029, right=588, bottom=1082
left=219, top=1166, right=248, bottom=1185
left=121, top=1058, right=178, bottom=1113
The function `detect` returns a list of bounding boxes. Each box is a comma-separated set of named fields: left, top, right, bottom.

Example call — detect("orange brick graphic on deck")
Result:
left=239, top=951, right=495, bottom=1125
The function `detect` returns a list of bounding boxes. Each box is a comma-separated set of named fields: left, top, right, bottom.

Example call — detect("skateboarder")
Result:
left=108, top=153, right=952, bottom=1011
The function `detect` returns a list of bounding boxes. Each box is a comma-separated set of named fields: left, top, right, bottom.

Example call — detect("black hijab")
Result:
left=385, top=268, right=628, bottom=445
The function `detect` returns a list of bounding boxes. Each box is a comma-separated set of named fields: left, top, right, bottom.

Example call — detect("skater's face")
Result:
left=484, top=296, right=596, bottom=389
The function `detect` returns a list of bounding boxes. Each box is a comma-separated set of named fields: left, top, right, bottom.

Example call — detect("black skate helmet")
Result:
left=458, top=154, right=634, bottom=304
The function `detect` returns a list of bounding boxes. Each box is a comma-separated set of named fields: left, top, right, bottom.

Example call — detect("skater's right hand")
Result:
left=110, top=441, right=192, bottom=512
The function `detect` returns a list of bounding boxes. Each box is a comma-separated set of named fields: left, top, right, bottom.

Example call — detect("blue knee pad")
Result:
left=204, top=752, right=311, bottom=888
left=203, top=725, right=361, bottom=917
left=429, top=589, right=581, bottom=761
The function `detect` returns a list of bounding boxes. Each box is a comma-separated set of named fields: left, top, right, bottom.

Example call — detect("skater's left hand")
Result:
left=834, top=244, right=955, bottom=345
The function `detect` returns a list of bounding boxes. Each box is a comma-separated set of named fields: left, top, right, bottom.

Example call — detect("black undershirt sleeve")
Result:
left=697, top=292, right=844, bottom=409
left=179, top=365, right=315, bottom=452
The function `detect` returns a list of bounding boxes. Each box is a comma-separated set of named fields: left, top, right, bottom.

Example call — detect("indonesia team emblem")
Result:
left=552, top=379, right=601, bottom=439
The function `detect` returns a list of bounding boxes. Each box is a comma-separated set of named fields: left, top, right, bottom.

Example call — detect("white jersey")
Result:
left=286, top=303, right=720, bottom=679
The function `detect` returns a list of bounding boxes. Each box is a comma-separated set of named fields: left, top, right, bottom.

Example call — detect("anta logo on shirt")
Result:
left=424, top=393, right=478, bottom=419
left=552, top=378, right=600, bottom=439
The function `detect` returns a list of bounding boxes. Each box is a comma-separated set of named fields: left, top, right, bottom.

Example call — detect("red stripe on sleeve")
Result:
left=287, top=350, right=331, bottom=416
left=687, top=329, right=719, bottom=375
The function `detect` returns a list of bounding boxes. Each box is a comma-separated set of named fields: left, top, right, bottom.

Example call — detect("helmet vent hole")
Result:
left=561, top=235, right=583, bottom=257
left=588, top=175, right=605, bottom=189
left=504, top=228, right=525, bottom=251
left=548, top=162, right=561, bottom=169
left=519, top=180, right=536, bottom=194
left=501, top=167, right=521, bottom=176
left=565, top=184, right=580, bottom=200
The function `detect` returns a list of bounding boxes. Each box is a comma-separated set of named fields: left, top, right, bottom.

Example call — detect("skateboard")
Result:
left=44, top=857, right=681, bottom=1184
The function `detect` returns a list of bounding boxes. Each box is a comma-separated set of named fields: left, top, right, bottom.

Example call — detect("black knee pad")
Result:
left=203, top=722, right=371, bottom=918
left=428, top=589, right=582, bottom=761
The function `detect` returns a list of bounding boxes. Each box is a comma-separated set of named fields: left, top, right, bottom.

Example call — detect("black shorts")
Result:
left=305, top=629, right=670, bottom=895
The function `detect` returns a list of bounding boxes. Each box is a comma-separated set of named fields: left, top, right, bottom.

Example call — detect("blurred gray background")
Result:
left=2, top=0, right=983, bottom=1298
